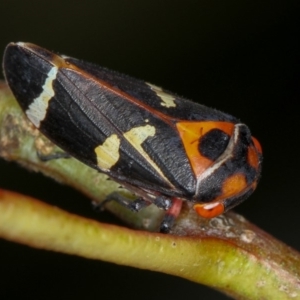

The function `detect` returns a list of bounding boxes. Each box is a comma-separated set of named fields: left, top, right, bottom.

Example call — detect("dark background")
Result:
left=0, top=1, right=299, bottom=299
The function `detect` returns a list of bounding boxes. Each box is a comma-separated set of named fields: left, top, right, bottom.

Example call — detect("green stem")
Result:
left=1, top=81, right=300, bottom=299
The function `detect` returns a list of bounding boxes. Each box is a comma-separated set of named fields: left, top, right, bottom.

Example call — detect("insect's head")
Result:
left=187, top=122, right=263, bottom=218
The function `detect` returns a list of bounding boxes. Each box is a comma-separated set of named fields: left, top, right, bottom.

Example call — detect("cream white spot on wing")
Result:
left=123, top=125, right=172, bottom=184
left=123, top=124, right=155, bottom=152
left=95, top=134, right=121, bottom=171
left=26, top=66, right=58, bottom=128
left=146, top=83, right=176, bottom=108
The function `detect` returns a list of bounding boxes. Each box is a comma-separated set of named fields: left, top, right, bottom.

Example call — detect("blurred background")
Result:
left=0, top=1, right=299, bottom=299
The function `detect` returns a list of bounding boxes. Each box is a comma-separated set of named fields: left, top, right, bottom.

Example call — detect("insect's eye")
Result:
left=193, top=202, right=224, bottom=218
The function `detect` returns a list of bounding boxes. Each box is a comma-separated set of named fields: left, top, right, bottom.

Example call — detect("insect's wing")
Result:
left=3, top=43, right=203, bottom=196
left=66, top=56, right=237, bottom=123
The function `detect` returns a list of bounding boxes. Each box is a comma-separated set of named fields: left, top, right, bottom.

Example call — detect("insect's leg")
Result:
left=160, top=198, right=183, bottom=233
left=94, top=192, right=151, bottom=212
left=37, top=151, right=71, bottom=161
left=153, top=195, right=172, bottom=210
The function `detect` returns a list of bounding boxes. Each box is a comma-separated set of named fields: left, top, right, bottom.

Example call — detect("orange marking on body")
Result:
left=194, top=202, right=224, bottom=218
left=222, top=173, right=248, bottom=199
left=251, top=181, right=257, bottom=190
left=251, top=136, right=262, bottom=154
left=176, top=121, right=234, bottom=177
left=248, top=137, right=262, bottom=170
left=247, top=145, right=260, bottom=169
left=194, top=173, right=248, bottom=218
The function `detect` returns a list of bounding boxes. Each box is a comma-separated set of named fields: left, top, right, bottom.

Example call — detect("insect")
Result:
left=3, top=42, right=262, bottom=232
